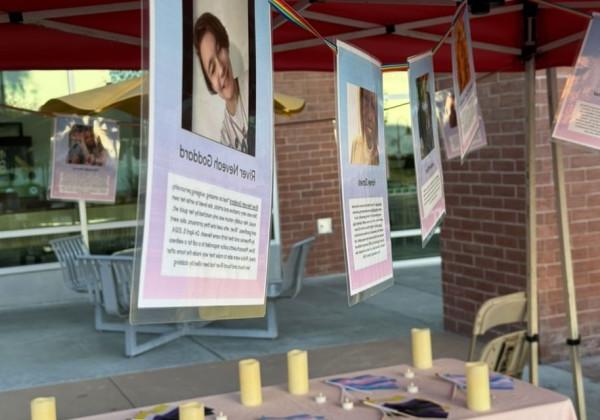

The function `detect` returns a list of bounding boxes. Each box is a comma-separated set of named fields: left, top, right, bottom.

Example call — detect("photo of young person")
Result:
left=182, top=1, right=256, bottom=156
left=348, top=84, right=379, bottom=166
left=66, top=124, right=108, bottom=166
left=454, top=13, right=471, bottom=94
left=443, top=92, right=458, bottom=129
left=416, top=74, right=434, bottom=159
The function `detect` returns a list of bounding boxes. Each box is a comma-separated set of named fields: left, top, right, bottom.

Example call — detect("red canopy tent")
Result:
left=1, top=1, right=599, bottom=418
left=0, top=0, right=597, bottom=71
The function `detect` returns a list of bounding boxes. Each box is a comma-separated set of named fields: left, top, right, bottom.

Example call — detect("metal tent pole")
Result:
left=545, top=67, right=587, bottom=420
left=525, top=57, right=539, bottom=386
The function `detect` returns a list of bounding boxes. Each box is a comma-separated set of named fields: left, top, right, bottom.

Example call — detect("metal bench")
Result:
left=49, top=235, right=91, bottom=295
left=74, top=236, right=315, bottom=356
left=77, top=254, right=181, bottom=357
left=192, top=236, right=316, bottom=339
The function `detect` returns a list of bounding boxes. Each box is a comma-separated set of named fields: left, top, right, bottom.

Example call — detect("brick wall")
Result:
left=274, top=69, right=600, bottom=361
left=439, top=69, right=600, bottom=361
left=274, top=72, right=345, bottom=276
left=438, top=73, right=528, bottom=336
left=534, top=69, right=600, bottom=360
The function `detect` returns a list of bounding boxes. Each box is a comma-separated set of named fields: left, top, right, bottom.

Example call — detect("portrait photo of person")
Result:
left=443, top=91, right=457, bottom=129
left=181, top=0, right=256, bottom=156
left=416, top=74, right=434, bottom=159
left=348, top=83, right=379, bottom=166
left=454, top=13, right=471, bottom=94
left=66, top=124, right=108, bottom=167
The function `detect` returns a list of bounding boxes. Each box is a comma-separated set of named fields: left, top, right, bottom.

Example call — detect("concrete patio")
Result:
left=0, top=264, right=598, bottom=419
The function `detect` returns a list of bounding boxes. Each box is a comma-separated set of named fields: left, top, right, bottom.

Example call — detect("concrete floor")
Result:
left=0, top=264, right=599, bottom=419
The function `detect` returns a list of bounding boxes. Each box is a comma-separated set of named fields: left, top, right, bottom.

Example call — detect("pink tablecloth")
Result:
left=76, top=358, right=577, bottom=419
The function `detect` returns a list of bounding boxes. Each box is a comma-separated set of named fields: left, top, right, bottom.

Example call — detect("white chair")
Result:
left=468, top=292, right=529, bottom=378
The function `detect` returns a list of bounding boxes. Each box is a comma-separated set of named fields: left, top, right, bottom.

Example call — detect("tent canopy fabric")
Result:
left=0, top=1, right=599, bottom=72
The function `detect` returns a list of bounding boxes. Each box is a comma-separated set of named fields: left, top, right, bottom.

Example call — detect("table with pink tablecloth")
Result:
left=76, top=358, right=577, bottom=419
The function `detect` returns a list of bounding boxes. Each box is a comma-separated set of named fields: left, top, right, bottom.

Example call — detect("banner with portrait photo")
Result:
left=435, top=89, right=459, bottom=160
left=49, top=115, right=120, bottom=203
left=336, top=40, right=393, bottom=305
left=138, top=0, right=273, bottom=308
left=435, top=88, right=487, bottom=160
left=451, top=6, right=487, bottom=160
left=408, top=52, right=446, bottom=245
left=553, top=15, right=600, bottom=151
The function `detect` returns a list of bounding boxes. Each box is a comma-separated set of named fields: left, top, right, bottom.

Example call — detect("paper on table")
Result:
left=363, top=394, right=449, bottom=418
left=325, top=374, right=399, bottom=392
left=437, top=372, right=514, bottom=390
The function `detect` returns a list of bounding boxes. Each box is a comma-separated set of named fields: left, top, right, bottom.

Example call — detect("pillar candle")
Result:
left=179, top=401, right=204, bottom=420
left=411, top=328, right=433, bottom=369
left=239, top=358, right=262, bottom=406
left=466, top=361, right=491, bottom=412
left=30, top=397, right=56, bottom=420
left=287, top=349, right=309, bottom=395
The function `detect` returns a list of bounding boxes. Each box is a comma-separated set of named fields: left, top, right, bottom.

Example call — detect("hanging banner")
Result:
left=553, top=15, right=600, bottom=151
left=435, top=88, right=487, bottom=160
left=49, top=115, right=120, bottom=203
left=451, top=7, right=487, bottom=160
left=336, top=40, right=393, bottom=304
left=138, top=0, right=273, bottom=308
left=408, top=52, right=446, bottom=245
left=435, top=89, right=460, bottom=160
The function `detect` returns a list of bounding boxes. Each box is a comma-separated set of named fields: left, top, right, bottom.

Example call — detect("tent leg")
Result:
left=545, top=67, right=587, bottom=420
left=525, top=57, right=539, bottom=386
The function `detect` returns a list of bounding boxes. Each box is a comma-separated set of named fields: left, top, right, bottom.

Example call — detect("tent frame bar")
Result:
left=532, top=0, right=594, bottom=18
left=538, top=31, right=586, bottom=54
left=0, top=2, right=139, bottom=24
left=274, top=3, right=522, bottom=55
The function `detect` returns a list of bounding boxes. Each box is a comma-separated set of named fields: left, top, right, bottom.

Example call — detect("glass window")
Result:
left=383, top=71, right=439, bottom=260
left=0, top=70, right=141, bottom=268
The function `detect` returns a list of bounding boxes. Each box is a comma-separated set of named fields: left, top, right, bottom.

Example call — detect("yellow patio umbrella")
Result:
left=40, top=77, right=304, bottom=116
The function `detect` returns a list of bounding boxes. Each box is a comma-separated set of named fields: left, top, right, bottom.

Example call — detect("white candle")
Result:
left=411, top=328, right=433, bottom=369
left=407, top=382, right=419, bottom=394
left=179, top=401, right=204, bottom=420
left=287, top=349, right=309, bottom=395
left=31, top=397, right=56, bottom=420
left=239, top=358, right=262, bottom=407
left=315, top=392, right=327, bottom=404
left=466, top=361, right=491, bottom=412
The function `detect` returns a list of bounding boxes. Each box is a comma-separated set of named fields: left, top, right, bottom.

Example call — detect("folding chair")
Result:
left=468, top=292, right=529, bottom=378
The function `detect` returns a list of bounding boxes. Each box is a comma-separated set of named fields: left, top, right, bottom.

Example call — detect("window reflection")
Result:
left=383, top=71, right=439, bottom=260
left=0, top=70, right=141, bottom=268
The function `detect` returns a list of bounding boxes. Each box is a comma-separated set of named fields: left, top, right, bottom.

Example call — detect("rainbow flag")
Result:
left=269, top=0, right=337, bottom=51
